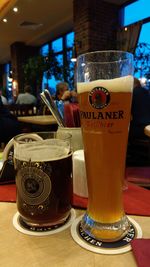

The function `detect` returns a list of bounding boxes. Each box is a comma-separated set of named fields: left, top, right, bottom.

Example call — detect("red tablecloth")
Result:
left=73, top=183, right=150, bottom=216
left=131, top=239, right=150, bottom=267
left=0, top=182, right=150, bottom=216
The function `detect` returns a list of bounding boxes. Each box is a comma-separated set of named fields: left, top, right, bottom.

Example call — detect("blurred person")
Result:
left=55, top=82, right=70, bottom=101
left=1, top=95, right=8, bottom=105
left=0, top=90, right=8, bottom=105
left=16, top=85, right=37, bottom=105
left=55, top=82, right=78, bottom=102
left=0, top=96, right=21, bottom=144
left=129, top=78, right=150, bottom=140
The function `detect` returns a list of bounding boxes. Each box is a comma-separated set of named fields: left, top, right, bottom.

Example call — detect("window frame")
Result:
left=120, top=0, right=150, bottom=27
left=40, top=30, right=75, bottom=91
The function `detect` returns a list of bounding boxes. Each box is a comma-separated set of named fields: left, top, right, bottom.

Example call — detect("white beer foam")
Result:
left=14, top=139, right=70, bottom=162
left=77, top=75, right=133, bottom=94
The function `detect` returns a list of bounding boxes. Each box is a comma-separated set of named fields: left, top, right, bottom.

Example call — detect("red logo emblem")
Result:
left=89, top=87, right=110, bottom=109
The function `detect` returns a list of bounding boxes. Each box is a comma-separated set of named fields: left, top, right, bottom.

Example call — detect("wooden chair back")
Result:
left=7, top=104, right=37, bottom=116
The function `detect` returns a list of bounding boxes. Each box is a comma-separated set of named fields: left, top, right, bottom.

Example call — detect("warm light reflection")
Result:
left=0, top=0, right=10, bottom=12
left=3, top=18, right=7, bottom=22
left=13, top=6, right=18, bottom=12
left=12, top=79, right=18, bottom=97
left=0, top=0, right=17, bottom=20
left=71, top=58, right=77, bottom=62
left=140, top=77, right=147, bottom=86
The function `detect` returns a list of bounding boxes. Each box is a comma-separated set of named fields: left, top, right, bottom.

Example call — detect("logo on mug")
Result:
left=89, top=87, right=110, bottom=109
left=16, top=166, right=51, bottom=206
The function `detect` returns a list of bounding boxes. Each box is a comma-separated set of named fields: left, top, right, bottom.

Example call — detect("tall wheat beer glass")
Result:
left=77, top=51, right=134, bottom=242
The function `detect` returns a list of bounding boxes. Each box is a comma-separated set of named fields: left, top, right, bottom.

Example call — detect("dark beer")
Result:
left=14, top=139, right=72, bottom=227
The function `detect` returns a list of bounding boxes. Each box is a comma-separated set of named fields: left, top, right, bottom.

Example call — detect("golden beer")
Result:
left=77, top=75, right=133, bottom=241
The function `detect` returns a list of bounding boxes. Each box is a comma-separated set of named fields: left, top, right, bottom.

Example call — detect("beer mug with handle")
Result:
left=14, top=132, right=72, bottom=227
left=77, top=51, right=134, bottom=242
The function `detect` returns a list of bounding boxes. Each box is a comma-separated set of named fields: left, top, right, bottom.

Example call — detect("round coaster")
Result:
left=13, top=209, right=76, bottom=236
left=71, top=215, right=142, bottom=255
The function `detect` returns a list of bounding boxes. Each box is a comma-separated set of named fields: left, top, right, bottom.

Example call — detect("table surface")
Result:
left=144, top=125, right=150, bottom=137
left=1, top=202, right=150, bottom=267
left=17, top=115, right=57, bottom=125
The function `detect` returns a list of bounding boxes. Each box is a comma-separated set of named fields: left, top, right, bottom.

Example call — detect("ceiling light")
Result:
left=13, top=7, right=18, bottom=12
left=3, top=18, right=7, bottom=23
left=71, top=58, right=77, bottom=62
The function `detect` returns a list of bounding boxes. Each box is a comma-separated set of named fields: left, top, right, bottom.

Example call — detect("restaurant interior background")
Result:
left=0, top=0, right=150, bottom=102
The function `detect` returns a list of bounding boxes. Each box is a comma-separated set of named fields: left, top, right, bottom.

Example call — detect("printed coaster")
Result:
left=13, top=209, right=76, bottom=236
left=71, top=215, right=142, bottom=254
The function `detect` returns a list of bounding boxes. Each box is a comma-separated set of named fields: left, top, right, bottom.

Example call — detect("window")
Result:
left=52, top=38, right=63, bottom=53
left=40, top=44, right=49, bottom=56
left=56, top=54, right=63, bottom=66
left=42, top=73, right=60, bottom=96
left=66, top=50, right=75, bottom=89
left=5, top=63, right=12, bottom=100
left=138, top=22, right=150, bottom=44
left=134, top=22, right=150, bottom=83
left=66, top=32, right=74, bottom=48
left=121, top=0, right=150, bottom=26
left=120, top=1, right=150, bottom=87
left=40, top=31, right=75, bottom=94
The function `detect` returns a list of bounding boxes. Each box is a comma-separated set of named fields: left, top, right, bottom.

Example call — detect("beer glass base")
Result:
left=81, top=213, right=130, bottom=242
left=13, top=209, right=76, bottom=236
left=20, top=212, right=71, bottom=228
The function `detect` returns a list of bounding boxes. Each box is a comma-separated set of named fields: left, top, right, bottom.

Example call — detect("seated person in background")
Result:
left=0, top=90, right=8, bottom=105
left=55, top=82, right=78, bottom=102
left=0, top=96, right=21, bottom=144
left=1, top=95, right=8, bottom=105
left=129, top=78, right=150, bottom=140
left=16, top=85, right=37, bottom=105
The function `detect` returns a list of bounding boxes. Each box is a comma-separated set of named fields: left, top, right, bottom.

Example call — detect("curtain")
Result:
left=117, top=22, right=142, bottom=54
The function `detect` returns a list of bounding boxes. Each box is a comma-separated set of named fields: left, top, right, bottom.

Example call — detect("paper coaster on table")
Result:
left=71, top=215, right=142, bottom=255
left=13, top=209, right=76, bottom=236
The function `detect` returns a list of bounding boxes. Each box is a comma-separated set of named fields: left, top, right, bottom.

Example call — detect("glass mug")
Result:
left=14, top=132, right=72, bottom=227
left=57, top=126, right=83, bottom=152
left=77, top=51, right=134, bottom=242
